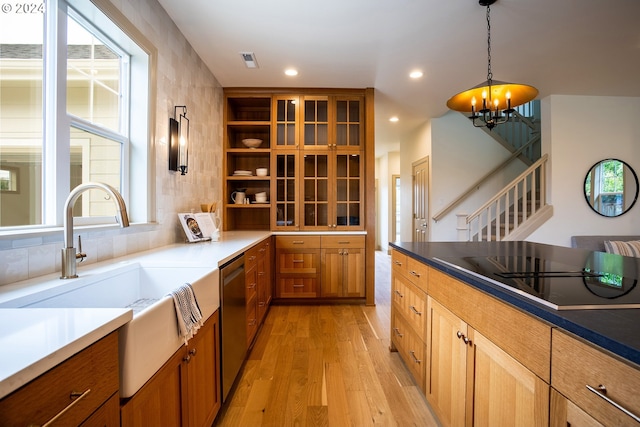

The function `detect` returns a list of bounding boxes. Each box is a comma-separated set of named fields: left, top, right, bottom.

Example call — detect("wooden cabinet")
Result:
left=320, top=235, right=365, bottom=297
left=223, top=95, right=272, bottom=230
left=275, top=235, right=320, bottom=298
left=121, top=311, right=221, bottom=427
left=551, top=329, right=640, bottom=427
left=550, top=388, right=605, bottom=427
left=426, top=296, right=549, bottom=427
left=390, top=249, right=551, bottom=427
left=246, top=237, right=272, bottom=347
left=0, top=332, right=120, bottom=427
left=390, top=249, right=428, bottom=390
left=224, top=90, right=368, bottom=232
left=275, top=235, right=366, bottom=300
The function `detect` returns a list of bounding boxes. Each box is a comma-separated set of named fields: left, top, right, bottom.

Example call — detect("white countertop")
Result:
left=0, top=230, right=270, bottom=400
left=0, top=308, right=132, bottom=399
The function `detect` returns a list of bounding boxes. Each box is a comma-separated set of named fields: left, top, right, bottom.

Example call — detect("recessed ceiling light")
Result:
left=409, top=70, right=423, bottom=79
left=284, top=68, right=298, bottom=76
left=389, top=116, right=399, bottom=122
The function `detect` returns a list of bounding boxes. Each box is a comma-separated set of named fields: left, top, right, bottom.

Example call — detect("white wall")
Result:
left=375, top=151, right=400, bottom=252
left=527, top=95, right=640, bottom=247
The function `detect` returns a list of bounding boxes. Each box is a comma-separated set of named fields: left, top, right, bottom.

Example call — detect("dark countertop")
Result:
left=390, top=240, right=640, bottom=367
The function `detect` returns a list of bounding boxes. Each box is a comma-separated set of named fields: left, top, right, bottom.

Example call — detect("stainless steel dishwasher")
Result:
left=220, top=254, right=247, bottom=402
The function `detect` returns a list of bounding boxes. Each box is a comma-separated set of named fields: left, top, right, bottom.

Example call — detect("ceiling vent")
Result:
left=240, top=52, right=259, bottom=69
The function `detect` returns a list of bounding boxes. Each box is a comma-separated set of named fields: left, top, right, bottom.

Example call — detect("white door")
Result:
left=412, top=157, right=429, bottom=242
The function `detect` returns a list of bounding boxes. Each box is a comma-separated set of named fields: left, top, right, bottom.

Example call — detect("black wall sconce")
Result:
left=169, top=106, right=189, bottom=175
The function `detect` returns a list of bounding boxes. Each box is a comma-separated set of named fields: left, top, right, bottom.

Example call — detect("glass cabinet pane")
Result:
left=303, top=99, right=328, bottom=147
left=275, top=153, right=297, bottom=228
left=303, top=154, right=329, bottom=226
left=275, top=98, right=297, bottom=147
left=335, top=154, right=361, bottom=227
left=336, top=99, right=361, bottom=147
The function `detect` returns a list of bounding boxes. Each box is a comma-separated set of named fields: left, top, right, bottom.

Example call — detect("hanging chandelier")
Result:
left=446, top=0, right=538, bottom=130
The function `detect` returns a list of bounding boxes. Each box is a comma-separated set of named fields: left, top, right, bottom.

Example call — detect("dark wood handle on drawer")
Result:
left=586, top=384, right=640, bottom=423
left=410, top=305, right=422, bottom=316
left=409, top=270, right=421, bottom=277
left=40, top=388, right=91, bottom=427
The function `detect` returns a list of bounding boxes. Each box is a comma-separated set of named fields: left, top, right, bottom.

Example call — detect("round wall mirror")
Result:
left=584, top=158, right=639, bottom=217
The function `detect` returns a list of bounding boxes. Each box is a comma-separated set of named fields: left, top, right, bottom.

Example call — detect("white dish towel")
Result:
left=169, top=283, right=203, bottom=344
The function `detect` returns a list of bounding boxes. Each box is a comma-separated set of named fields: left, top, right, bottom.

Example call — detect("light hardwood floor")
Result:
left=214, top=251, right=439, bottom=427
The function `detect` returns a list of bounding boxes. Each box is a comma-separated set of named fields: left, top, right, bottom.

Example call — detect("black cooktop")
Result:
left=435, top=254, right=640, bottom=310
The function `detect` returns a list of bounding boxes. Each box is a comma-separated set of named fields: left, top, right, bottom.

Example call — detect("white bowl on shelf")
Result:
left=256, top=168, right=268, bottom=176
left=242, top=138, right=262, bottom=148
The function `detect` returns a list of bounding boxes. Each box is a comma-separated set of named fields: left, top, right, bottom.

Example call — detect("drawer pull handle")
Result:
left=393, top=327, right=404, bottom=338
left=293, top=284, right=305, bottom=288
left=249, top=256, right=256, bottom=261
left=292, top=241, right=305, bottom=244
left=394, top=260, right=403, bottom=266
left=456, top=330, right=471, bottom=345
left=409, top=350, right=421, bottom=364
left=41, top=388, right=91, bottom=427
left=586, top=384, right=640, bottom=423
left=292, top=260, right=304, bottom=263
left=410, top=305, right=422, bottom=316
left=338, top=241, right=350, bottom=244
left=394, top=290, right=404, bottom=298
left=410, top=270, right=421, bottom=277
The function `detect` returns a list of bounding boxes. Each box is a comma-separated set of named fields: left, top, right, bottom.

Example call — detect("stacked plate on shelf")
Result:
left=233, top=170, right=252, bottom=176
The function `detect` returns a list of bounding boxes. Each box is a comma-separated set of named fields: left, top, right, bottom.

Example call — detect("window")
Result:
left=0, top=0, right=151, bottom=230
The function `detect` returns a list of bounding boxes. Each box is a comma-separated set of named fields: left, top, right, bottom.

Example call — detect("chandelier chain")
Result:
left=486, top=4, right=492, bottom=83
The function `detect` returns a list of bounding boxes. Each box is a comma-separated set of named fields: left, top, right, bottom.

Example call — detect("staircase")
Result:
left=465, top=154, right=553, bottom=242
left=435, top=100, right=552, bottom=242
left=466, top=101, right=551, bottom=241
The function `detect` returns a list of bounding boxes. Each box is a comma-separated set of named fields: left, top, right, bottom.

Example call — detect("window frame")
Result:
left=0, top=0, right=156, bottom=235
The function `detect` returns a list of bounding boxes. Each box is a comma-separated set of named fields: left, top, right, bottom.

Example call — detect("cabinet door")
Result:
left=186, top=312, right=221, bottom=427
left=335, top=97, right=363, bottom=149
left=301, top=96, right=329, bottom=149
left=273, top=95, right=298, bottom=149
left=273, top=151, right=299, bottom=229
left=470, top=328, right=549, bottom=427
left=343, top=247, right=365, bottom=297
left=321, top=247, right=342, bottom=297
left=302, top=153, right=329, bottom=228
left=121, top=347, right=185, bottom=427
left=333, top=152, right=362, bottom=229
left=426, top=297, right=468, bottom=427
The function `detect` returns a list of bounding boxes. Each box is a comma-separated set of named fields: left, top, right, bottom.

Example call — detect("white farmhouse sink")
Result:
left=0, top=262, right=219, bottom=398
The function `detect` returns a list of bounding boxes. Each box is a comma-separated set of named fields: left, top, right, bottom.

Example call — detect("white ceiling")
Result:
left=157, top=0, right=640, bottom=156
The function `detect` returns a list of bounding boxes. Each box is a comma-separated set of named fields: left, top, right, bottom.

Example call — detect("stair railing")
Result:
left=432, top=136, right=540, bottom=223
left=466, top=154, right=548, bottom=242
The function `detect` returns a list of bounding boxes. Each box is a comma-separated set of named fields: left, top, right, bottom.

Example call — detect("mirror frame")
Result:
left=583, top=158, right=639, bottom=217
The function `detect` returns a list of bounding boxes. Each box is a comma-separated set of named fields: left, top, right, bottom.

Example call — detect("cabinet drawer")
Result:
left=406, top=257, right=428, bottom=293
left=245, top=266, right=258, bottom=299
left=276, top=235, right=321, bottom=249
left=0, top=332, right=119, bottom=427
left=245, top=245, right=259, bottom=271
left=552, top=329, right=640, bottom=426
left=321, top=235, right=365, bottom=248
left=391, top=250, right=408, bottom=272
left=276, top=251, right=319, bottom=274
left=277, top=277, right=318, bottom=298
left=392, top=276, right=427, bottom=340
left=392, top=311, right=425, bottom=391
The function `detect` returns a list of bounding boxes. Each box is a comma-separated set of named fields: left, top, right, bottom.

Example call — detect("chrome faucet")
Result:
left=61, top=182, right=130, bottom=279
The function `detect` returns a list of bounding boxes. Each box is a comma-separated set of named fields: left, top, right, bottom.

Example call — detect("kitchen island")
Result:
left=390, top=240, right=640, bottom=427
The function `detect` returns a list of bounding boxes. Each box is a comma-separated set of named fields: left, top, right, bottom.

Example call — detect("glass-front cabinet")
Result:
left=274, top=96, right=298, bottom=149
left=223, top=90, right=365, bottom=232
left=272, top=152, right=298, bottom=230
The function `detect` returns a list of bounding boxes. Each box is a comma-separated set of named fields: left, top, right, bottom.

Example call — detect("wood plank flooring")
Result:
left=214, top=251, right=439, bottom=427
